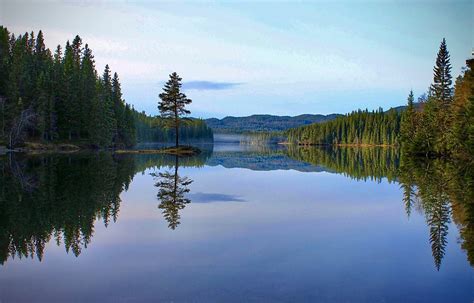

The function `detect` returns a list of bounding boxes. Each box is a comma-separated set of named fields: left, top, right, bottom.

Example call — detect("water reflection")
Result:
left=0, top=145, right=472, bottom=273
left=287, top=146, right=473, bottom=270
left=0, top=151, right=209, bottom=264
left=398, top=157, right=474, bottom=270
left=0, top=153, right=135, bottom=264
left=285, top=145, right=400, bottom=182
left=152, top=155, right=193, bottom=230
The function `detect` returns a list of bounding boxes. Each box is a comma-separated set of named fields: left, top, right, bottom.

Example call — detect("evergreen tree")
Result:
left=286, top=108, right=401, bottom=146
left=450, top=59, right=474, bottom=158
left=431, top=38, right=453, bottom=106
left=112, top=72, right=124, bottom=145
left=0, top=28, right=218, bottom=148
left=158, top=72, right=192, bottom=148
left=0, top=26, right=10, bottom=139
left=100, top=64, right=116, bottom=146
left=400, top=90, right=416, bottom=153
left=80, top=44, right=97, bottom=140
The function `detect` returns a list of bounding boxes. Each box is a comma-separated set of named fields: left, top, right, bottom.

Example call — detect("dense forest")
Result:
left=400, top=39, right=474, bottom=159
left=134, top=111, right=213, bottom=143
left=0, top=27, right=213, bottom=149
left=0, top=27, right=136, bottom=148
left=286, top=39, right=474, bottom=161
left=287, top=108, right=401, bottom=146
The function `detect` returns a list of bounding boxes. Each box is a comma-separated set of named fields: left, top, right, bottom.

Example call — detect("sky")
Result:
left=1, top=0, right=472, bottom=118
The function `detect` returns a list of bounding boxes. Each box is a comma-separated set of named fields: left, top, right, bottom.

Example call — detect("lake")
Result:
left=0, top=144, right=473, bottom=302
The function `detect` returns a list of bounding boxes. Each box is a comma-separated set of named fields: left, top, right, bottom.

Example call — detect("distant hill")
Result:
left=387, top=102, right=423, bottom=113
left=206, top=104, right=421, bottom=134
left=205, top=114, right=341, bottom=133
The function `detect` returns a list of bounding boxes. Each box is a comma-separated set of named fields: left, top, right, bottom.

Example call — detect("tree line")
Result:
left=0, top=27, right=213, bottom=149
left=134, top=111, right=213, bottom=144
left=400, top=39, right=474, bottom=159
left=286, top=108, right=401, bottom=146
left=286, top=39, right=473, bottom=161
left=0, top=27, right=137, bottom=148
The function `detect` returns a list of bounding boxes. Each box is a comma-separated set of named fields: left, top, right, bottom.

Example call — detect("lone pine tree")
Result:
left=431, top=38, right=453, bottom=106
left=158, top=72, right=192, bottom=148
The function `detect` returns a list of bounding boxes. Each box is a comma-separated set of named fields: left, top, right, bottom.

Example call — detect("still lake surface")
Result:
left=0, top=143, right=473, bottom=302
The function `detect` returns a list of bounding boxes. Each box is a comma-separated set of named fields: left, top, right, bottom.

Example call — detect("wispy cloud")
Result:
left=188, top=192, right=246, bottom=203
left=183, top=81, right=243, bottom=91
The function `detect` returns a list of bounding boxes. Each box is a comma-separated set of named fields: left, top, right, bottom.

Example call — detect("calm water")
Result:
left=0, top=144, right=473, bottom=302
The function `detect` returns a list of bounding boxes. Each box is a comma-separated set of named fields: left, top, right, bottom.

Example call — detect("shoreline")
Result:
left=0, top=142, right=202, bottom=156
left=281, top=142, right=397, bottom=148
left=115, top=146, right=201, bottom=156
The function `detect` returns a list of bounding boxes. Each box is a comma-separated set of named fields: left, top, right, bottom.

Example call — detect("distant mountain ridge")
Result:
left=205, top=114, right=341, bottom=133
left=205, top=103, right=422, bottom=134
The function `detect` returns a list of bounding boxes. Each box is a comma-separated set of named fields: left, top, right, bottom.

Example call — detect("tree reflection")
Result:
left=0, top=153, right=136, bottom=264
left=399, top=157, right=472, bottom=270
left=0, top=150, right=209, bottom=264
left=286, top=146, right=473, bottom=270
left=152, top=155, right=193, bottom=229
left=286, top=145, right=400, bottom=182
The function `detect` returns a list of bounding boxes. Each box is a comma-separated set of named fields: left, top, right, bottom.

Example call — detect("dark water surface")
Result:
left=0, top=144, right=473, bottom=302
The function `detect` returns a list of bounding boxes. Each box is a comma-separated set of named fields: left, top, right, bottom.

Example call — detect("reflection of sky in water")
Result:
left=0, top=146, right=473, bottom=303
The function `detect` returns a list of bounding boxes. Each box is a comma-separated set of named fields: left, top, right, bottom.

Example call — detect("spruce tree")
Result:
left=0, top=28, right=210, bottom=148
left=431, top=38, right=453, bottom=106
left=81, top=44, right=97, bottom=140
left=400, top=90, right=416, bottom=152
left=112, top=72, right=124, bottom=145
left=103, top=64, right=116, bottom=144
left=158, top=72, right=192, bottom=148
left=0, top=27, right=10, bottom=139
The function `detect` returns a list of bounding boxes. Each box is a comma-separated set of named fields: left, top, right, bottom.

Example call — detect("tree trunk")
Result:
left=175, top=108, right=179, bottom=149
left=175, top=124, right=179, bottom=148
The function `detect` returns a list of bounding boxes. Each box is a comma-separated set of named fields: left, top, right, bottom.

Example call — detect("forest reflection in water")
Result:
left=0, top=145, right=472, bottom=272
left=287, top=146, right=474, bottom=271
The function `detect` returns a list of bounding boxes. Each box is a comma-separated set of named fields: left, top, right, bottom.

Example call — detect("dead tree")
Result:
left=8, top=108, right=36, bottom=149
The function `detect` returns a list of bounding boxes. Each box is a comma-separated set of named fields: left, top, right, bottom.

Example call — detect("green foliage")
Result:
left=0, top=28, right=136, bottom=148
left=449, top=59, right=474, bottom=158
left=400, top=90, right=416, bottom=153
left=286, top=108, right=401, bottom=146
left=133, top=110, right=213, bottom=143
left=158, top=72, right=192, bottom=147
left=400, top=39, right=473, bottom=159
left=430, top=38, right=453, bottom=106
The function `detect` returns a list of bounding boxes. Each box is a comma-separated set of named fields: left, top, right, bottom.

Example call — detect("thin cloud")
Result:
left=183, top=81, right=243, bottom=91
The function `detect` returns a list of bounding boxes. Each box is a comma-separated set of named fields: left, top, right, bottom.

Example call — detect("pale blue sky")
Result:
left=1, top=0, right=472, bottom=118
